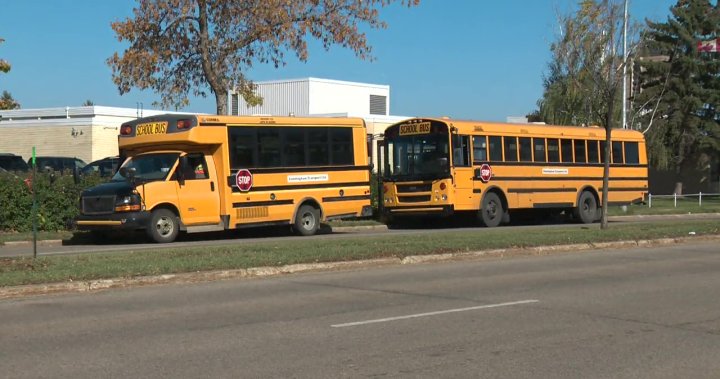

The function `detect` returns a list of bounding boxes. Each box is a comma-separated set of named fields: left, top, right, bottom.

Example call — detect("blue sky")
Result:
left=1, top=0, right=676, bottom=121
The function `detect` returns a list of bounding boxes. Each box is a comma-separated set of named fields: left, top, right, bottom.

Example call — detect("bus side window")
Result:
left=625, top=142, right=639, bottom=164
left=472, top=136, right=487, bottom=163
left=452, top=135, right=471, bottom=167
left=561, top=139, right=573, bottom=163
left=587, top=140, right=600, bottom=163
left=519, top=137, right=532, bottom=162
left=534, top=138, right=546, bottom=162
left=612, top=141, right=624, bottom=164
left=504, top=136, right=518, bottom=162
left=574, top=140, right=587, bottom=163
left=547, top=139, right=560, bottom=162
left=488, top=136, right=503, bottom=161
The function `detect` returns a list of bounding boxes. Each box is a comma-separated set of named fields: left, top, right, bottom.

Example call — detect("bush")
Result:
left=0, top=171, right=104, bottom=232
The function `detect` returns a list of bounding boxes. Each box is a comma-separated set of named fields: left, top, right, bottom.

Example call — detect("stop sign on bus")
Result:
left=479, top=163, right=492, bottom=182
left=236, top=169, right=253, bottom=191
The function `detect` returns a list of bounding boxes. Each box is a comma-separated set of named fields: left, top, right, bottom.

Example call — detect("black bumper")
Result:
left=74, top=211, right=152, bottom=231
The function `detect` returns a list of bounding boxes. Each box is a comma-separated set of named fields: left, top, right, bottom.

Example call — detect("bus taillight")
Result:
left=439, top=182, right=446, bottom=190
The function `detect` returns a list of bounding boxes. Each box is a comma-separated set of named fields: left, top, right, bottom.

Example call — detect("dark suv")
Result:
left=81, top=156, right=121, bottom=177
left=30, top=156, right=86, bottom=173
left=0, top=153, right=30, bottom=172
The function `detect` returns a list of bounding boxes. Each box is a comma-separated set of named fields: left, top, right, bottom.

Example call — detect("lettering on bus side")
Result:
left=399, top=122, right=431, bottom=136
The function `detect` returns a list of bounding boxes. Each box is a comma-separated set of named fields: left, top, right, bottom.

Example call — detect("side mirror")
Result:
left=119, top=166, right=136, bottom=179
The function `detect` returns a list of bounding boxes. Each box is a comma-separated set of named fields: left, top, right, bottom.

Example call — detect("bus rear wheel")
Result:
left=147, top=209, right=179, bottom=243
left=479, top=192, right=504, bottom=227
left=574, top=191, right=598, bottom=224
left=294, top=205, right=320, bottom=236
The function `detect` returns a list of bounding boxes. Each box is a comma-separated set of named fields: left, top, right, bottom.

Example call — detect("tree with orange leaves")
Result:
left=108, top=0, right=419, bottom=115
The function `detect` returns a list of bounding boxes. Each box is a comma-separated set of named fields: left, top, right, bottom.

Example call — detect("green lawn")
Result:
left=1, top=220, right=718, bottom=287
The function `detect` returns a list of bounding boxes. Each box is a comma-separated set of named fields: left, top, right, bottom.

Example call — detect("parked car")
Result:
left=30, top=156, right=86, bottom=173
left=81, top=156, right=121, bottom=177
left=0, top=153, right=30, bottom=172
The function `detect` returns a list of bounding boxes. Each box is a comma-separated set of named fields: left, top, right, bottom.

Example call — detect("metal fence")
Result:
left=647, top=192, right=720, bottom=208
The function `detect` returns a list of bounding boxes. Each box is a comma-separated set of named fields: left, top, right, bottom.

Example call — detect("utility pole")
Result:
left=622, top=0, right=629, bottom=129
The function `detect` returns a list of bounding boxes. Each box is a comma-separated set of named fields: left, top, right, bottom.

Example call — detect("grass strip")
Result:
left=1, top=220, right=719, bottom=288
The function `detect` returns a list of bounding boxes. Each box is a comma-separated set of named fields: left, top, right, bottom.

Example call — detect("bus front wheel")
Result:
left=574, top=191, right=598, bottom=224
left=147, top=209, right=179, bottom=243
left=294, top=205, right=320, bottom=236
left=479, top=192, right=504, bottom=227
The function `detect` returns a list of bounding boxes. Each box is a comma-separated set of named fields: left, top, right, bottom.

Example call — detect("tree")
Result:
left=634, top=0, right=720, bottom=195
left=0, top=38, right=20, bottom=110
left=537, top=0, right=640, bottom=229
left=82, top=99, right=94, bottom=106
left=108, top=0, right=420, bottom=115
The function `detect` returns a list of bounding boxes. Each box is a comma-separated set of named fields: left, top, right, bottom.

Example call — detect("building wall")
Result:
left=230, top=78, right=389, bottom=117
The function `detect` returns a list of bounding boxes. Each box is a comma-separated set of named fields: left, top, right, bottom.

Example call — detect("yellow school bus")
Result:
left=381, top=117, right=648, bottom=226
left=75, top=114, right=372, bottom=243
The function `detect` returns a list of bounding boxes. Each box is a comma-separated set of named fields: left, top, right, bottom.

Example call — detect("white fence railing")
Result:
left=647, top=192, right=720, bottom=208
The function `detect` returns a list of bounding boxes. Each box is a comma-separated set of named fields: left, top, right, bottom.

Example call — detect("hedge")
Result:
left=0, top=171, right=104, bottom=232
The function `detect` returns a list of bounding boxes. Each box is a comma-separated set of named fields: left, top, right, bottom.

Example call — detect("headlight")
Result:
left=115, top=194, right=142, bottom=212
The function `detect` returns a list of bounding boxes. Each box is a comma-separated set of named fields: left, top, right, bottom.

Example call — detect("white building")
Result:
left=228, top=77, right=391, bottom=117
left=0, top=106, right=182, bottom=164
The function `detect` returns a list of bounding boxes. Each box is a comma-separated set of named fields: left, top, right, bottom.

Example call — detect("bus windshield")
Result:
left=384, top=134, right=450, bottom=180
left=112, top=153, right=179, bottom=182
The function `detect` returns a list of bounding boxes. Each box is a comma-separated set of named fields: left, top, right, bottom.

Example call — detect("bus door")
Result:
left=175, top=152, right=221, bottom=225
left=451, top=134, right=474, bottom=210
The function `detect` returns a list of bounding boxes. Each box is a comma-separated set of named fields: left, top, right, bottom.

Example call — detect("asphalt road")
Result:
left=2, top=241, right=720, bottom=378
left=2, top=213, right=719, bottom=258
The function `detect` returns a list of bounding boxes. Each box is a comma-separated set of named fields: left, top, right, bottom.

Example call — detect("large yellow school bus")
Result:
left=381, top=117, right=648, bottom=226
left=75, top=114, right=372, bottom=243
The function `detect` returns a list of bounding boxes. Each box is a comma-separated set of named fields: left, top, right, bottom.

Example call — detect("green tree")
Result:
left=0, top=38, right=20, bottom=110
left=82, top=99, right=94, bottom=106
left=108, top=0, right=419, bottom=115
left=634, top=0, right=720, bottom=194
left=537, top=0, right=640, bottom=228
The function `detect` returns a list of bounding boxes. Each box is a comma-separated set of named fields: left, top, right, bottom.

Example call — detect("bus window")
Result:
left=533, top=138, right=546, bottom=162
left=489, top=136, right=503, bottom=161
left=600, top=141, right=607, bottom=162
left=561, top=139, right=573, bottom=163
left=473, top=136, right=487, bottom=163
left=612, top=141, right=624, bottom=164
left=587, top=140, right=599, bottom=163
left=258, top=129, right=281, bottom=167
left=181, top=153, right=208, bottom=180
left=308, top=128, right=329, bottom=166
left=331, top=129, right=354, bottom=165
left=625, top=142, right=639, bottom=164
left=519, top=137, right=532, bottom=162
left=547, top=139, right=560, bottom=162
left=452, top=135, right=471, bottom=167
left=283, top=128, right=306, bottom=166
left=229, top=128, right=256, bottom=168
left=504, top=136, right=518, bottom=162
left=574, top=140, right=587, bottom=163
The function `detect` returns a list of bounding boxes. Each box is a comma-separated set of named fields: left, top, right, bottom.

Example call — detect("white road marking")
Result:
left=331, top=299, right=539, bottom=328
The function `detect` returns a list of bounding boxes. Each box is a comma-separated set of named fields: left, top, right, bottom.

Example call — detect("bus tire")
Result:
left=294, top=205, right=320, bottom=236
left=147, top=208, right=179, bottom=243
left=574, top=191, right=597, bottom=224
left=479, top=192, right=504, bottom=228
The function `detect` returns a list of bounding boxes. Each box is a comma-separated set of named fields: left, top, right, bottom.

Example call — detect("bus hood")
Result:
left=81, top=181, right=135, bottom=198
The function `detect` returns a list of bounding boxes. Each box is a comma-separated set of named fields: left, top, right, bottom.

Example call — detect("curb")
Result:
left=1, top=234, right=718, bottom=300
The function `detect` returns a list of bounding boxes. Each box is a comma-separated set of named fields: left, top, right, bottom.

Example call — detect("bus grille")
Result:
left=237, top=206, right=269, bottom=219
left=398, top=195, right=431, bottom=203
left=82, top=195, right=116, bottom=215
left=396, top=184, right=432, bottom=193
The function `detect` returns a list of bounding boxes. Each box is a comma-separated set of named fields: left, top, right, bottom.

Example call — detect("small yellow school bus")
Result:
left=381, top=117, right=648, bottom=226
left=75, top=114, right=372, bottom=243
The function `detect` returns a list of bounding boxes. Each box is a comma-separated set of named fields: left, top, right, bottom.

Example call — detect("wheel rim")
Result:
left=155, top=215, right=174, bottom=237
left=485, top=200, right=498, bottom=220
left=301, top=211, right=316, bottom=230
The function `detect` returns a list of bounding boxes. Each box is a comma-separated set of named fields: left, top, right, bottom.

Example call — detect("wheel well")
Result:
left=294, top=198, right=322, bottom=222
left=483, top=187, right=508, bottom=212
left=576, top=186, right=600, bottom=207
left=150, top=203, right=180, bottom=216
